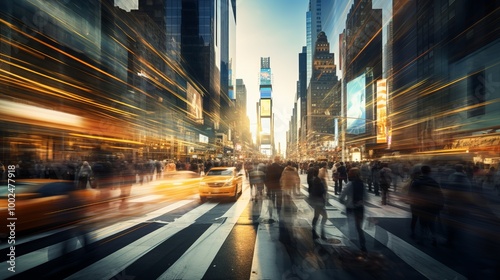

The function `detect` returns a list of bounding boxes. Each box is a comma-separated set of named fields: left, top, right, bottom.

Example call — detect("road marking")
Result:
left=158, top=188, right=252, bottom=279
left=364, top=225, right=467, bottom=280
left=0, top=200, right=194, bottom=277
left=66, top=202, right=219, bottom=280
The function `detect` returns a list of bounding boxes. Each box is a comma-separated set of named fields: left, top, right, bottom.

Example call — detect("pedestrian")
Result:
left=406, top=164, right=423, bottom=239
left=494, top=165, right=500, bottom=196
left=249, top=163, right=265, bottom=202
left=371, top=161, right=381, bottom=196
left=360, top=161, right=372, bottom=192
left=318, top=161, right=329, bottom=192
left=264, top=156, right=285, bottom=217
left=279, top=161, right=301, bottom=244
left=308, top=167, right=328, bottom=240
left=280, top=161, right=300, bottom=202
left=442, top=164, right=473, bottom=248
left=337, top=162, right=348, bottom=195
left=76, top=161, right=92, bottom=190
left=379, top=162, right=393, bottom=205
left=307, top=162, right=316, bottom=194
left=119, top=161, right=136, bottom=209
left=339, top=167, right=367, bottom=251
left=408, top=165, right=444, bottom=246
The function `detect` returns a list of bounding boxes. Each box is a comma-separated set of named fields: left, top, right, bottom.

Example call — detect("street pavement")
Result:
left=0, top=171, right=498, bottom=279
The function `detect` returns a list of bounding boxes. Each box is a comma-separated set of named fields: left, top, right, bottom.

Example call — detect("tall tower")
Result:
left=307, top=31, right=338, bottom=159
left=257, top=57, right=274, bottom=157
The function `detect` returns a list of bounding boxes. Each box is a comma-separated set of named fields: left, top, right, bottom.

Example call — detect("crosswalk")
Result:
left=0, top=179, right=472, bottom=280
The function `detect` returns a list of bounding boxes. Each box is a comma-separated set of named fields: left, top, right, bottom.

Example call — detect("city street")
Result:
left=1, top=172, right=499, bottom=280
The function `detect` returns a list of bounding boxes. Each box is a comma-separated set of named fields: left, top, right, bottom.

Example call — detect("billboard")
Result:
left=187, top=83, right=203, bottom=124
left=376, top=79, right=387, bottom=143
left=260, top=99, right=271, bottom=117
left=260, top=87, right=272, bottom=99
left=346, top=73, right=366, bottom=134
left=260, top=68, right=271, bottom=85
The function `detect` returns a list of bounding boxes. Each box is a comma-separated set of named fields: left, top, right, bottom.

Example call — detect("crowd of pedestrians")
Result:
left=4, top=155, right=500, bottom=256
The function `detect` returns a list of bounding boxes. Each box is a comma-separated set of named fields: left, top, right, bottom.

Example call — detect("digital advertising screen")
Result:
left=376, top=79, right=387, bottom=143
left=260, top=68, right=271, bottom=85
left=187, top=83, right=203, bottom=124
left=260, top=87, right=272, bottom=99
left=260, top=99, right=271, bottom=117
left=346, top=73, right=366, bottom=134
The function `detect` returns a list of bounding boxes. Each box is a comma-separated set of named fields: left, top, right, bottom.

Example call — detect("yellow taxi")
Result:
left=153, top=171, right=202, bottom=198
left=0, top=179, right=95, bottom=237
left=199, top=166, right=243, bottom=202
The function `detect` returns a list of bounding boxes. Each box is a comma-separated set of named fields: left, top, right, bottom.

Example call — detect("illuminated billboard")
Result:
left=260, top=99, right=271, bottom=117
left=260, top=87, right=272, bottom=98
left=346, top=73, right=366, bottom=134
left=376, top=79, right=387, bottom=143
left=260, top=68, right=271, bottom=85
left=187, top=83, right=203, bottom=124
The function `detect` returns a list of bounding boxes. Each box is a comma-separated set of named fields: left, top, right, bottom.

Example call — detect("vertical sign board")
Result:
left=376, top=79, right=387, bottom=143
left=346, top=73, right=366, bottom=134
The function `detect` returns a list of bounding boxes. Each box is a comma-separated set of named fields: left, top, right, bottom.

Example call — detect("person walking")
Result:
left=279, top=161, right=301, bottom=244
left=265, top=156, right=285, bottom=218
left=280, top=161, right=301, bottom=204
left=249, top=163, right=265, bottom=202
left=406, top=164, right=423, bottom=239
left=118, top=161, right=136, bottom=209
left=337, top=162, right=348, bottom=195
left=379, top=162, right=393, bottom=205
left=408, top=165, right=444, bottom=246
left=442, top=164, right=473, bottom=248
left=308, top=167, right=328, bottom=240
left=331, top=162, right=340, bottom=194
left=318, top=161, right=329, bottom=193
left=76, top=161, right=93, bottom=190
left=339, top=167, right=367, bottom=252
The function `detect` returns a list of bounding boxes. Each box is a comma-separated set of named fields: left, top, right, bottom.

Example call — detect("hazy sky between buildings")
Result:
left=236, top=0, right=308, bottom=155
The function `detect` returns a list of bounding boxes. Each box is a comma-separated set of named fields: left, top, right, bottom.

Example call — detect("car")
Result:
left=153, top=171, right=202, bottom=197
left=0, top=179, right=94, bottom=238
left=199, top=166, right=243, bottom=202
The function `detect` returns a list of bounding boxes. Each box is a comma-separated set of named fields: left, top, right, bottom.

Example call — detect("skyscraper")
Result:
left=306, top=31, right=338, bottom=158
left=257, top=57, right=274, bottom=156
left=139, top=0, right=236, bottom=137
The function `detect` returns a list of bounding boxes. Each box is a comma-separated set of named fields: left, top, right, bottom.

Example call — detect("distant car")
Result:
left=0, top=179, right=94, bottom=238
left=199, top=166, right=243, bottom=202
